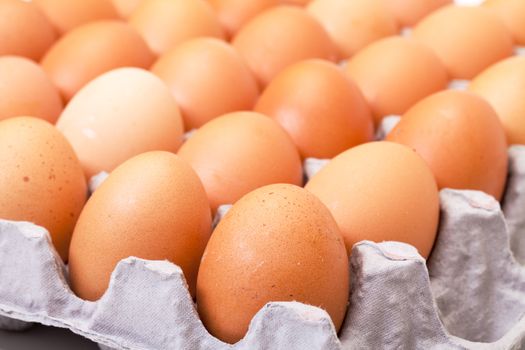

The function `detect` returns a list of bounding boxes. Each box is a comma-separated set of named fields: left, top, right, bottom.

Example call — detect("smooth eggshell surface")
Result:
left=484, top=0, right=525, bottom=46
left=177, top=111, right=302, bottom=212
left=56, top=68, right=184, bottom=179
left=255, top=59, right=374, bottom=159
left=0, top=117, right=87, bottom=261
left=0, top=56, right=63, bottom=123
left=305, top=141, right=439, bottom=258
left=112, top=0, right=142, bottom=18
left=387, top=90, right=508, bottom=200
left=381, top=0, right=451, bottom=27
left=197, top=184, right=349, bottom=344
left=68, top=151, right=212, bottom=301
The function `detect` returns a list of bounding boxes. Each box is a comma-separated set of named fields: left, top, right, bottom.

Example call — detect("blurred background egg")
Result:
left=56, top=68, right=184, bottom=179
left=484, top=0, right=525, bottom=46
left=307, top=0, right=398, bottom=59
left=197, top=184, right=348, bottom=344
left=34, top=0, right=119, bottom=35
left=345, top=37, right=449, bottom=124
left=255, top=59, right=374, bottom=159
left=69, top=151, right=212, bottom=301
left=112, top=0, right=142, bottom=18
left=232, top=5, right=336, bottom=87
left=0, top=56, right=62, bottom=123
left=387, top=90, right=508, bottom=200
left=129, top=0, right=225, bottom=56
left=151, top=38, right=258, bottom=130
left=283, top=0, right=311, bottom=5
left=469, top=56, right=525, bottom=146
left=41, top=20, right=155, bottom=102
left=305, top=141, right=439, bottom=258
left=0, top=117, right=87, bottom=261
left=177, top=112, right=302, bottom=212
left=381, top=0, right=451, bottom=28
left=412, top=5, right=513, bottom=79
left=0, top=0, right=56, bottom=61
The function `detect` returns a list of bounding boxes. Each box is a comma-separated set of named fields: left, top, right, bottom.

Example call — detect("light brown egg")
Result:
left=387, top=90, right=508, bottom=200
left=56, top=68, right=184, bottom=179
left=412, top=5, right=513, bottom=79
left=307, top=0, right=398, bottom=59
left=151, top=38, right=258, bottom=130
left=34, top=0, right=119, bottom=35
left=345, top=37, right=449, bottom=125
left=178, top=112, right=302, bottom=212
left=306, top=141, right=439, bottom=258
left=0, top=56, right=62, bottom=123
left=129, top=0, right=225, bottom=56
left=69, top=151, right=212, bottom=300
left=41, top=20, right=155, bottom=102
left=197, top=184, right=349, bottom=344
left=484, top=0, right=525, bottom=45
left=0, top=117, right=87, bottom=261
left=232, top=5, right=336, bottom=87
left=255, top=59, right=374, bottom=159
left=112, top=0, right=142, bottom=18
left=381, top=0, right=451, bottom=27
left=208, top=0, right=279, bottom=38
left=0, top=0, right=56, bottom=61
left=283, top=0, right=311, bottom=5
left=469, top=56, right=525, bottom=146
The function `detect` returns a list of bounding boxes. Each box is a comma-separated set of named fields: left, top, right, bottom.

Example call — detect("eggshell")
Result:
left=381, top=0, right=451, bottom=27
left=283, top=0, right=311, bottom=5
left=41, top=20, right=155, bottom=102
left=208, top=0, right=280, bottom=38
left=232, top=5, right=337, bottom=87
left=34, top=0, right=119, bottom=35
left=177, top=112, right=302, bottom=212
left=345, top=37, right=449, bottom=124
left=56, top=68, right=184, bottom=179
left=469, top=56, right=525, bottom=146
left=68, top=151, right=212, bottom=300
left=387, top=90, right=508, bottom=200
left=307, top=0, right=398, bottom=59
left=151, top=38, right=258, bottom=130
left=129, top=0, right=225, bottom=56
left=0, top=117, right=87, bottom=261
left=255, top=59, right=374, bottom=159
left=305, top=141, right=439, bottom=258
left=0, top=0, right=56, bottom=61
left=197, top=184, right=349, bottom=344
left=412, top=5, right=513, bottom=79
left=484, top=0, right=525, bottom=45
left=112, top=0, right=142, bottom=18
left=0, top=56, right=62, bottom=123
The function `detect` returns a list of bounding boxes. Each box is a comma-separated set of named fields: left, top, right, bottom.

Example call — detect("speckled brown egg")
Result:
left=0, top=117, right=87, bottom=261
left=177, top=111, right=302, bottom=212
left=68, top=151, right=211, bottom=301
left=255, top=59, right=374, bottom=159
left=387, top=90, right=508, bottom=200
left=197, top=184, right=349, bottom=344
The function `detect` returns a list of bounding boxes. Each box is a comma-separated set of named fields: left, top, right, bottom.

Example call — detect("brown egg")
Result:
left=0, top=117, right=87, bottom=261
left=197, top=184, right=349, bottom=344
left=178, top=112, right=302, bottom=212
left=56, top=68, right=184, bottom=179
left=412, top=5, right=513, bottom=79
left=469, top=56, right=525, bottom=146
left=307, top=0, right=398, bottom=59
left=0, top=0, right=56, bottom=61
left=387, top=90, right=508, bottom=200
left=484, top=0, right=525, bottom=45
left=283, top=0, right=311, bottom=5
left=41, top=20, right=155, bottom=102
left=69, top=151, right=212, bottom=300
left=129, top=0, right=225, bottom=56
left=381, top=0, right=451, bottom=27
left=0, top=56, right=62, bottom=123
left=232, top=6, right=336, bottom=87
left=306, top=141, right=439, bottom=258
left=345, top=37, right=449, bottom=124
left=208, top=0, right=279, bottom=38
left=34, top=0, right=119, bottom=35
left=112, top=0, right=142, bottom=18
left=151, top=38, right=258, bottom=130
left=255, top=59, right=374, bottom=159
